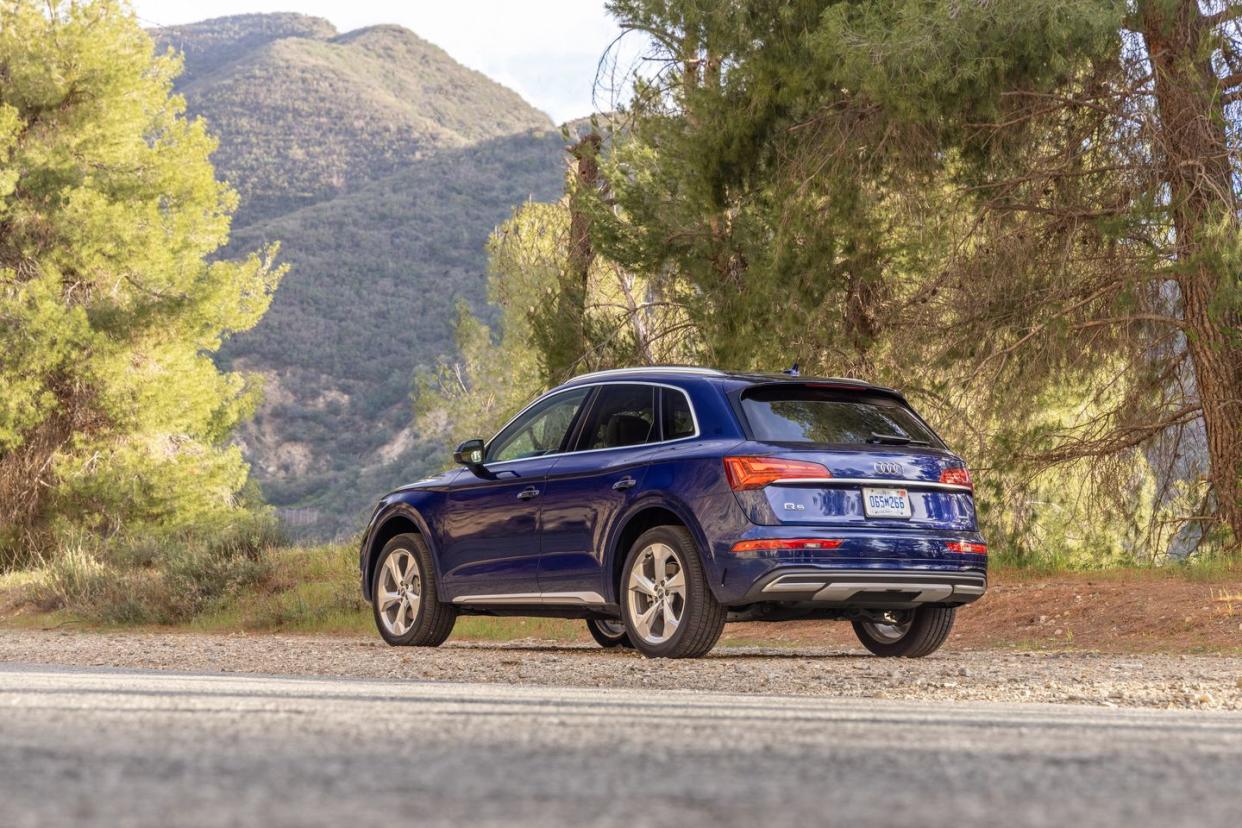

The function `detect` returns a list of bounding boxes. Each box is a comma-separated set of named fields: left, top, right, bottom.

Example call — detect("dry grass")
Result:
left=193, top=544, right=591, bottom=642
left=9, top=523, right=276, bottom=626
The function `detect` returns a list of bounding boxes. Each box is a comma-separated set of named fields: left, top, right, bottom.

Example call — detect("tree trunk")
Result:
left=544, top=131, right=602, bottom=381
left=567, top=132, right=602, bottom=297
left=1142, top=1, right=1242, bottom=551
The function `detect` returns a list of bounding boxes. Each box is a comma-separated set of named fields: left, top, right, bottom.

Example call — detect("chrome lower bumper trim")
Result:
left=811, top=582, right=955, bottom=602
left=760, top=570, right=985, bottom=603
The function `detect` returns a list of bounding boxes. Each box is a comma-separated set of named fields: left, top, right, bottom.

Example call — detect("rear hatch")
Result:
left=727, top=383, right=975, bottom=532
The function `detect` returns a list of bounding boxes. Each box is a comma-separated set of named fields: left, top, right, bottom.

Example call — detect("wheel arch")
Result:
left=604, top=497, right=714, bottom=605
left=362, top=504, right=441, bottom=601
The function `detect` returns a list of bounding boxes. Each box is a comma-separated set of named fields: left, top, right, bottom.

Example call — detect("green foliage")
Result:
left=418, top=161, right=705, bottom=443
left=192, top=541, right=369, bottom=633
left=0, top=1, right=284, bottom=565
left=594, top=2, right=958, bottom=373
left=814, top=0, right=1125, bottom=129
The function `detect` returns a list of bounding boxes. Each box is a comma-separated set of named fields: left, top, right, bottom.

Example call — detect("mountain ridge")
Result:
left=156, top=14, right=554, bottom=226
left=154, top=13, right=570, bottom=536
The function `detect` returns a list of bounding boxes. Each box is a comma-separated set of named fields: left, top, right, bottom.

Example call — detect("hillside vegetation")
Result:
left=153, top=14, right=569, bottom=536
left=159, top=15, right=553, bottom=224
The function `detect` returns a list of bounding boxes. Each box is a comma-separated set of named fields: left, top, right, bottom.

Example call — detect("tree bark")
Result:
left=546, top=131, right=603, bottom=379
left=1142, top=1, right=1242, bottom=551
left=567, top=132, right=602, bottom=295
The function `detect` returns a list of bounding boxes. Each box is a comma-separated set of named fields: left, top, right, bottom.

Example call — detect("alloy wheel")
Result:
left=377, top=548, right=421, bottom=636
left=595, top=619, right=627, bottom=637
left=626, top=542, right=687, bottom=645
left=859, top=611, right=912, bottom=643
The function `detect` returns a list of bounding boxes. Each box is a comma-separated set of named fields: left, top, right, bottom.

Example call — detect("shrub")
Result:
left=32, top=516, right=280, bottom=625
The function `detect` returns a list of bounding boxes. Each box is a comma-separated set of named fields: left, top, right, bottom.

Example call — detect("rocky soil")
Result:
left=3, top=629, right=1239, bottom=710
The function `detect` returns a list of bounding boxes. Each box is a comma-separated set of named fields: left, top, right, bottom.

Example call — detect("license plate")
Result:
left=862, top=487, right=912, bottom=519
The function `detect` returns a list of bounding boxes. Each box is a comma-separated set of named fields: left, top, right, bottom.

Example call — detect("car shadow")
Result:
left=445, top=642, right=867, bottom=660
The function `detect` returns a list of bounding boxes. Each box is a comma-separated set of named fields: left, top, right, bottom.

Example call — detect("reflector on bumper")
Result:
left=731, top=538, right=844, bottom=554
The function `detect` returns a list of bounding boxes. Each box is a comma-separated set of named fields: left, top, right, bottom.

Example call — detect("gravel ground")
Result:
left=2, top=628, right=1240, bottom=710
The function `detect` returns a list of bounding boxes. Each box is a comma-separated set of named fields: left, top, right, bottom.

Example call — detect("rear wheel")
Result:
left=621, top=526, right=725, bottom=659
left=851, top=606, right=956, bottom=657
left=372, top=533, right=456, bottom=647
left=586, top=618, right=633, bottom=649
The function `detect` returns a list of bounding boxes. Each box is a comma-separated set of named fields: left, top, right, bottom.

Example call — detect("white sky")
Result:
left=131, top=1, right=627, bottom=123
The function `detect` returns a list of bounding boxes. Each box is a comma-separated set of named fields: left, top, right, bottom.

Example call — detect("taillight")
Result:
left=723, top=456, right=832, bottom=490
left=946, top=540, right=987, bottom=555
left=939, top=467, right=972, bottom=489
left=731, top=538, right=844, bottom=554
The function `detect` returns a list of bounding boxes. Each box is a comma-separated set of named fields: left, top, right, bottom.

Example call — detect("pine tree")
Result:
left=599, top=0, right=1241, bottom=556
left=813, top=0, right=1242, bottom=553
left=0, top=1, right=285, bottom=564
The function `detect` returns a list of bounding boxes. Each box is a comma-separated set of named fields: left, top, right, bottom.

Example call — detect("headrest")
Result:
left=605, top=413, right=652, bottom=447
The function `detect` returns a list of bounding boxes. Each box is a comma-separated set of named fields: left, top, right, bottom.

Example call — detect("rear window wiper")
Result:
left=866, top=432, right=929, bottom=447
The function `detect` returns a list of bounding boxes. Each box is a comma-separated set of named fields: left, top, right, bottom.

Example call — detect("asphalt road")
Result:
left=2, top=663, right=1240, bottom=828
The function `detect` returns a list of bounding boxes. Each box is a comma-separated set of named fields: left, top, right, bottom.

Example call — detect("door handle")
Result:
left=516, top=486, right=541, bottom=501
left=612, top=476, right=637, bottom=491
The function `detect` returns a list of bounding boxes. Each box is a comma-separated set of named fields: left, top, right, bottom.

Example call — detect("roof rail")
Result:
left=564, top=366, right=724, bottom=383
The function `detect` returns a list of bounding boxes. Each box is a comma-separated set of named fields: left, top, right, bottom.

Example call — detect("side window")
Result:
left=661, top=388, right=696, bottom=440
left=487, top=387, right=590, bottom=463
left=575, top=385, right=657, bottom=451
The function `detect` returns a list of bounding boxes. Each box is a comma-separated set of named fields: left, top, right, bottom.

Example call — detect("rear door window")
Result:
left=740, top=386, right=941, bottom=447
left=574, top=385, right=658, bottom=451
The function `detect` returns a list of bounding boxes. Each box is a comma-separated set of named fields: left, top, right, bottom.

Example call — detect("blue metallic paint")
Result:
left=359, top=370, right=987, bottom=610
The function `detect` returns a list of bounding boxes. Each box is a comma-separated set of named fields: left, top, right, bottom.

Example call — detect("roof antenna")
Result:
left=783, top=361, right=800, bottom=377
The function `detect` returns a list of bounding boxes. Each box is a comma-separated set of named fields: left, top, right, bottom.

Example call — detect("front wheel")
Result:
left=621, top=525, right=725, bottom=659
left=372, top=533, right=457, bottom=646
left=851, top=606, right=956, bottom=657
left=586, top=618, right=634, bottom=649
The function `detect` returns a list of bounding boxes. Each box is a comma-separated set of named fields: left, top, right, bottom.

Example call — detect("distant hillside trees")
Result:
left=0, top=0, right=284, bottom=565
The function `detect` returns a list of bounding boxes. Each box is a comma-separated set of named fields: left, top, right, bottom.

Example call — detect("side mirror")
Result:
left=453, top=438, right=486, bottom=469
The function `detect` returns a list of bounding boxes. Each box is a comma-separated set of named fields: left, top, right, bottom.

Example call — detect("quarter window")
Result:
left=487, top=387, right=590, bottom=463
left=575, top=385, right=657, bottom=451
left=660, top=389, right=696, bottom=440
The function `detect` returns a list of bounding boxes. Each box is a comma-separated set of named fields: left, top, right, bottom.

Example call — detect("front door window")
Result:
left=487, top=387, right=590, bottom=463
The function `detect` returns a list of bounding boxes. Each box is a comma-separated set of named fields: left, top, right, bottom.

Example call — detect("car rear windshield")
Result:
left=739, top=386, right=941, bottom=447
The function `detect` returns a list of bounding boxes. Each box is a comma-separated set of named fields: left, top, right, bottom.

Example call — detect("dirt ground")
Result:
left=3, top=566, right=1239, bottom=654
left=2, top=628, right=1240, bottom=710
left=722, top=568, right=1242, bottom=654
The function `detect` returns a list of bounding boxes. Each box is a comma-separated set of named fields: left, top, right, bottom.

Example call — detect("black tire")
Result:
left=371, top=533, right=456, bottom=647
left=620, top=525, right=725, bottom=659
left=586, top=618, right=634, bottom=649
left=851, top=606, right=956, bottom=657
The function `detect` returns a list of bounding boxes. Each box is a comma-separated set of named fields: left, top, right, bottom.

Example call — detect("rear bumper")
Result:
left=740, top=567, right=986, bottom=607
left=705, top=526, right=988, bottom=605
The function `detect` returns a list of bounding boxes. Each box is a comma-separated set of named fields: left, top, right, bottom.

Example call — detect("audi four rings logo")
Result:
left=873, top=461, right=902, bottom=475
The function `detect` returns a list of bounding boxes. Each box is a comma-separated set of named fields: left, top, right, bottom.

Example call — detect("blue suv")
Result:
left=360, top=367, right=986, bottom=658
